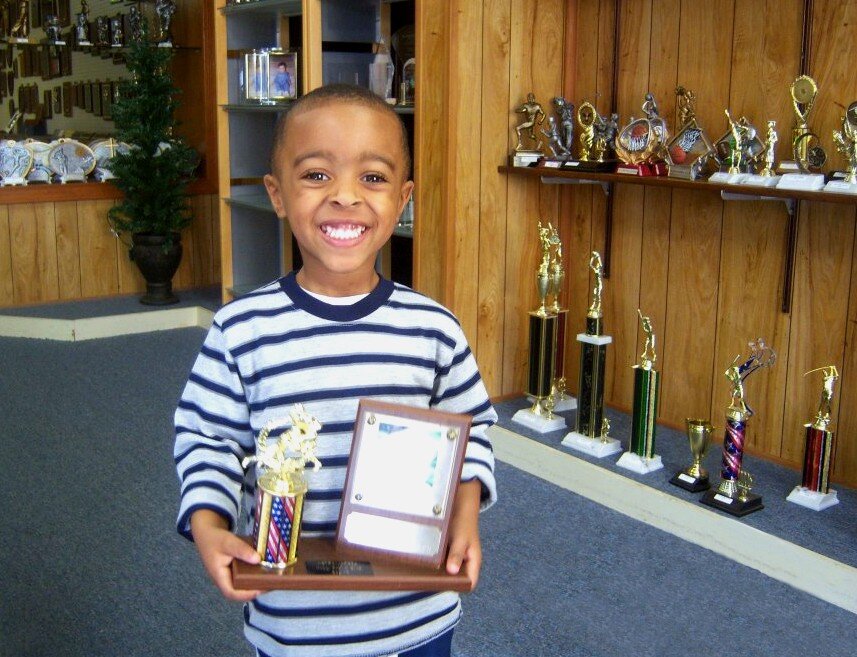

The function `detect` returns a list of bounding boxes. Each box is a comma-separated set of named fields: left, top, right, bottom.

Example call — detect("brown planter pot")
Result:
left=130, top=232, right=183, bottom=305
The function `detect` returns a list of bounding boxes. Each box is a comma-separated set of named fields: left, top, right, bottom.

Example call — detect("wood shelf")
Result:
left=220, top=0, right=303, bottom=17
left=498, top=164, right=857, bottom=206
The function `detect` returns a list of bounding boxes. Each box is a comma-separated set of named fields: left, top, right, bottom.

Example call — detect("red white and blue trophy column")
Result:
left=245, top=405, right=322, bottom=569
left=701, top=340, right=776, bottom=517
left=787, top=366, right=841, bottom=511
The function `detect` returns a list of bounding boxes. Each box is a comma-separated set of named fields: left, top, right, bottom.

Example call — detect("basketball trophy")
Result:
left=243, top=405, right=322, bottom=568
left=701, top=339, right=776, bottom=516
left=513, top=221, right=566, bottom=433
left=665, top=86, right=714, bottom=180
left=561, top=252, right=620, bottom=456
left=787, top=366, right=841, bottom=511
left=670, top=418, right=714, bottom=492
left=616, top=310, right=663, bottom=474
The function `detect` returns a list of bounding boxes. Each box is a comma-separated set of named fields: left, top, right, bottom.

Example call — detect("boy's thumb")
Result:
left=228, top=535, right=261, bottom=564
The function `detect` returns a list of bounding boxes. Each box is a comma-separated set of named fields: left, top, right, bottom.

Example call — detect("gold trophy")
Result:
left=512, top=92, right=546, bottom=167
left=243, top=405, right=322, bottom=568
left=561, top=252, right=621, bottom=457
left=787, top=366, right=841, bottom=510
left=513, top=221, right=567, bottom=433
left=777, top=76, right=827, bottom=189
left=826, top=103, right=857, bottom=193
left=670, top=419, right=714, bottom=492
left=665, top=86, right=714, bottom=180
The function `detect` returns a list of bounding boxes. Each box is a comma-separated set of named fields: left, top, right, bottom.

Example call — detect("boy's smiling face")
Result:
left=264, top=101, right=413, bottom=296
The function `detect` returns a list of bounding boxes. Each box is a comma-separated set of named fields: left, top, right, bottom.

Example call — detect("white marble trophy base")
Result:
left=824, top=180, right=857, bottom=194
left=786, top=486, right=839, bottom=511
left=739, top=174, right=781, bottom=187
left=576, top=333, right=612, bottom=346
left=512, top=408, right=566, bottom=434
left=709, top=171, right=748, bottom=184
left=561, top=431, right=622, bottom=458
left=616, top=451, right=664, bottom=474
left=776, top=172, right=825, bottom=191
left=527, top=394, right=577, bottom=412
left=1, top=176, right=28, bottom=186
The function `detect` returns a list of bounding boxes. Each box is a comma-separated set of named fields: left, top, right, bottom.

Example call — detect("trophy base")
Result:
left=776, top=160, right=802, bottom=174
left=512, top=408, right=566, bottom=434
left=739, top=174, right=781, bottom=187
left=669, top=471, right=710, bottom=493
left=824, top=180, right=857, bottom=194
left=776, top=172, right=825, bottom=191
left=562, top=159, right=618, bottom=173
left=616, top=451, right=664, bottom=474
left=561, top=431, right=622, bottom=458
left=700, top=489, right=763, bottom=516
left=527, top=394, right=577, bottom=412
left=708, top=171, right=749, bottom=184
left=576, top=332, right=612, bottom=346
left=786, top=486, right=839, bottom=511
left=667, top=164, right=703, bottom=180
left=512, top=152, right=543, bottom=167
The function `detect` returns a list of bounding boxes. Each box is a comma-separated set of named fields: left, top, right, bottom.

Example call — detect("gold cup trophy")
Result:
left=670, top=418, right=714, bottom=492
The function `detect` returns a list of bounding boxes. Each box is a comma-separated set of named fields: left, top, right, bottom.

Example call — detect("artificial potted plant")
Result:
left=108, top=26, right=198, bottom=305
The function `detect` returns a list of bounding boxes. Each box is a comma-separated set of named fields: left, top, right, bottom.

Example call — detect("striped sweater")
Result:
left=174, top=272, right=497, bottom=657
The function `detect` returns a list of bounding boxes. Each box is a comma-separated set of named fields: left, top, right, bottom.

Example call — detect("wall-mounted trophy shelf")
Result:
left=498, top=164, right=857, bottom=206
left=220, top=0, right=303, bottom=18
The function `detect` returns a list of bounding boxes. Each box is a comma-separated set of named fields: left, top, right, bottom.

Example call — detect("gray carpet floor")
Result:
left=1, top=328, right=855, bottom=657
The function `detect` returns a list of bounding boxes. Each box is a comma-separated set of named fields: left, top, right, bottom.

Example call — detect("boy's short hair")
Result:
left=270, top=83, right=412, bottom=179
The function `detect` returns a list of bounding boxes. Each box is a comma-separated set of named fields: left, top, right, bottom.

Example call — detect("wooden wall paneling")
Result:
left=0, top=205, right=13, bottom=305
left=713, top=203, right=790, bottom=457
left=413, top=0, right=449, bottom=302
left=782, top=204, right=855, bottom=465
left=660, top=189, right=722, bottom=424
left=834, top=241, right=857, bottom=486
left=214, top=0, right=233, bottom=302
left=78, top=200, right=120, bottom=298
left=54, top=201, right=82, bottom=300
left=9, top=203, right=59, bottom=305
left=476, top=0, right=513, bottom=396
left=603, top=184, right=644, bottom=409
left=445, top=0, right=484, bottom=341
left=302, top=0, right=323, bottom=91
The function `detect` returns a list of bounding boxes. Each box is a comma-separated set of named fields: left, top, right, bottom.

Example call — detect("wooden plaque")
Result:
left=335, top=400, right=472, bottom=569
left=231, top=537, right=470, bottom=592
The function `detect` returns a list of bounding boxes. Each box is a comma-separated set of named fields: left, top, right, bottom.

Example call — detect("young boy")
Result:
left=174, top=84, right=497, bottom=657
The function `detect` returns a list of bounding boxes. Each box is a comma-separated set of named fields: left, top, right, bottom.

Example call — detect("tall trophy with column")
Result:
left=787, top=366, right=841, bottom=511
left=561, top=252, right=620, bottom=456
left=513, top=221, right=566, bottom=433
left=616, top=310, right=663, bottom=474
left=701, top=339, right=776, bottom=516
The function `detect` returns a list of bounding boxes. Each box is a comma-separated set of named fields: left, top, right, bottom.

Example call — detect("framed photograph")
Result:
left=242, top=50, right=268, bottom=102
left=266, top=49, right=298, bottom=100
left=335, top=400, right=472, bottom=568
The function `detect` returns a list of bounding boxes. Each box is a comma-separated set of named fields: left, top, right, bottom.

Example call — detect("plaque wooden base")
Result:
left=669, top=471, right=710, bottom=493
left=232, top=537, right=471, bottom=591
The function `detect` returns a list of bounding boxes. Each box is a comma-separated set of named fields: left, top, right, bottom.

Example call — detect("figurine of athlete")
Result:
left=514, top=93, right=546, bottom=152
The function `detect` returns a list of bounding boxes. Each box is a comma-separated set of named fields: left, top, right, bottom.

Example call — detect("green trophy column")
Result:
left=617, top=310, right=663, bottom=474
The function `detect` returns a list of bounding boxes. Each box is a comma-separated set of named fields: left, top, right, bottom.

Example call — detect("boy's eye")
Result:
left=363, top=173, right=388, bottom=184
left=302, top=171, right=329, bottom=182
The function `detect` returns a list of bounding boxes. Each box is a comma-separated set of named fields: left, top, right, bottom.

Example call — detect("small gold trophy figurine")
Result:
left=670, top=419, right=714, bottom=492
left=576, top=101, right=597, bottom=161
left=616, top=310, right=663, bottom=474
left=787, top=366, right=841, bottom=510
left=513, top=221, right=567, bottom=433
left=244, top=405, right=322, bottom=568
left=828, top=103, right=857, bottom=191
left=561, top=252, right=620, bottom=456
left=758, top=121, right=778, bottom=177
left=512, top=93, right=546, bottom=166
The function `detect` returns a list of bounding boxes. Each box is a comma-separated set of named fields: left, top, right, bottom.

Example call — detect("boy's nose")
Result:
left=330, top=179, right=361, bottom=206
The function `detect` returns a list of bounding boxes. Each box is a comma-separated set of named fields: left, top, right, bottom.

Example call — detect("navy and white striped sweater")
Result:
left=175, top=272, right=497, bottom=657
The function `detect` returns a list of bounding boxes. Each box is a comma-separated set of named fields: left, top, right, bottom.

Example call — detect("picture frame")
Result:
left=242, top=50, right=268, bottom=102
left=266, top=48, right=298, bottom=101
left=665, top=118, right=714, bottom=170
left=335, top=400, right=472, bottom=569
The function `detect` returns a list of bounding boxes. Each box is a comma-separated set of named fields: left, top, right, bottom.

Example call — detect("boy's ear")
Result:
left=398, top=180, right=415, bottom=215
left=263, top=174, right=287, bottom=219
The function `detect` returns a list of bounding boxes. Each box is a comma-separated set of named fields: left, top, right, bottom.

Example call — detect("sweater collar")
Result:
left=279, top=271, right=394, bottom=321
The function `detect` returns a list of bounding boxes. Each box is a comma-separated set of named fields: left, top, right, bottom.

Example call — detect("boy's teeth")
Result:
left=323, top=225, right=366, bottom=240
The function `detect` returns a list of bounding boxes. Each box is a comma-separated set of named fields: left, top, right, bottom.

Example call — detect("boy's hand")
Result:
left=190, top=509, right=262, bottom=602
left=445, top=480, right=483, bottom=590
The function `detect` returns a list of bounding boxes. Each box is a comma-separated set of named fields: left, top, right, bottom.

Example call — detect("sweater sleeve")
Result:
left=431, top=325, right=498, bottom=510
left=174, top=321, right=253, bottom=540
